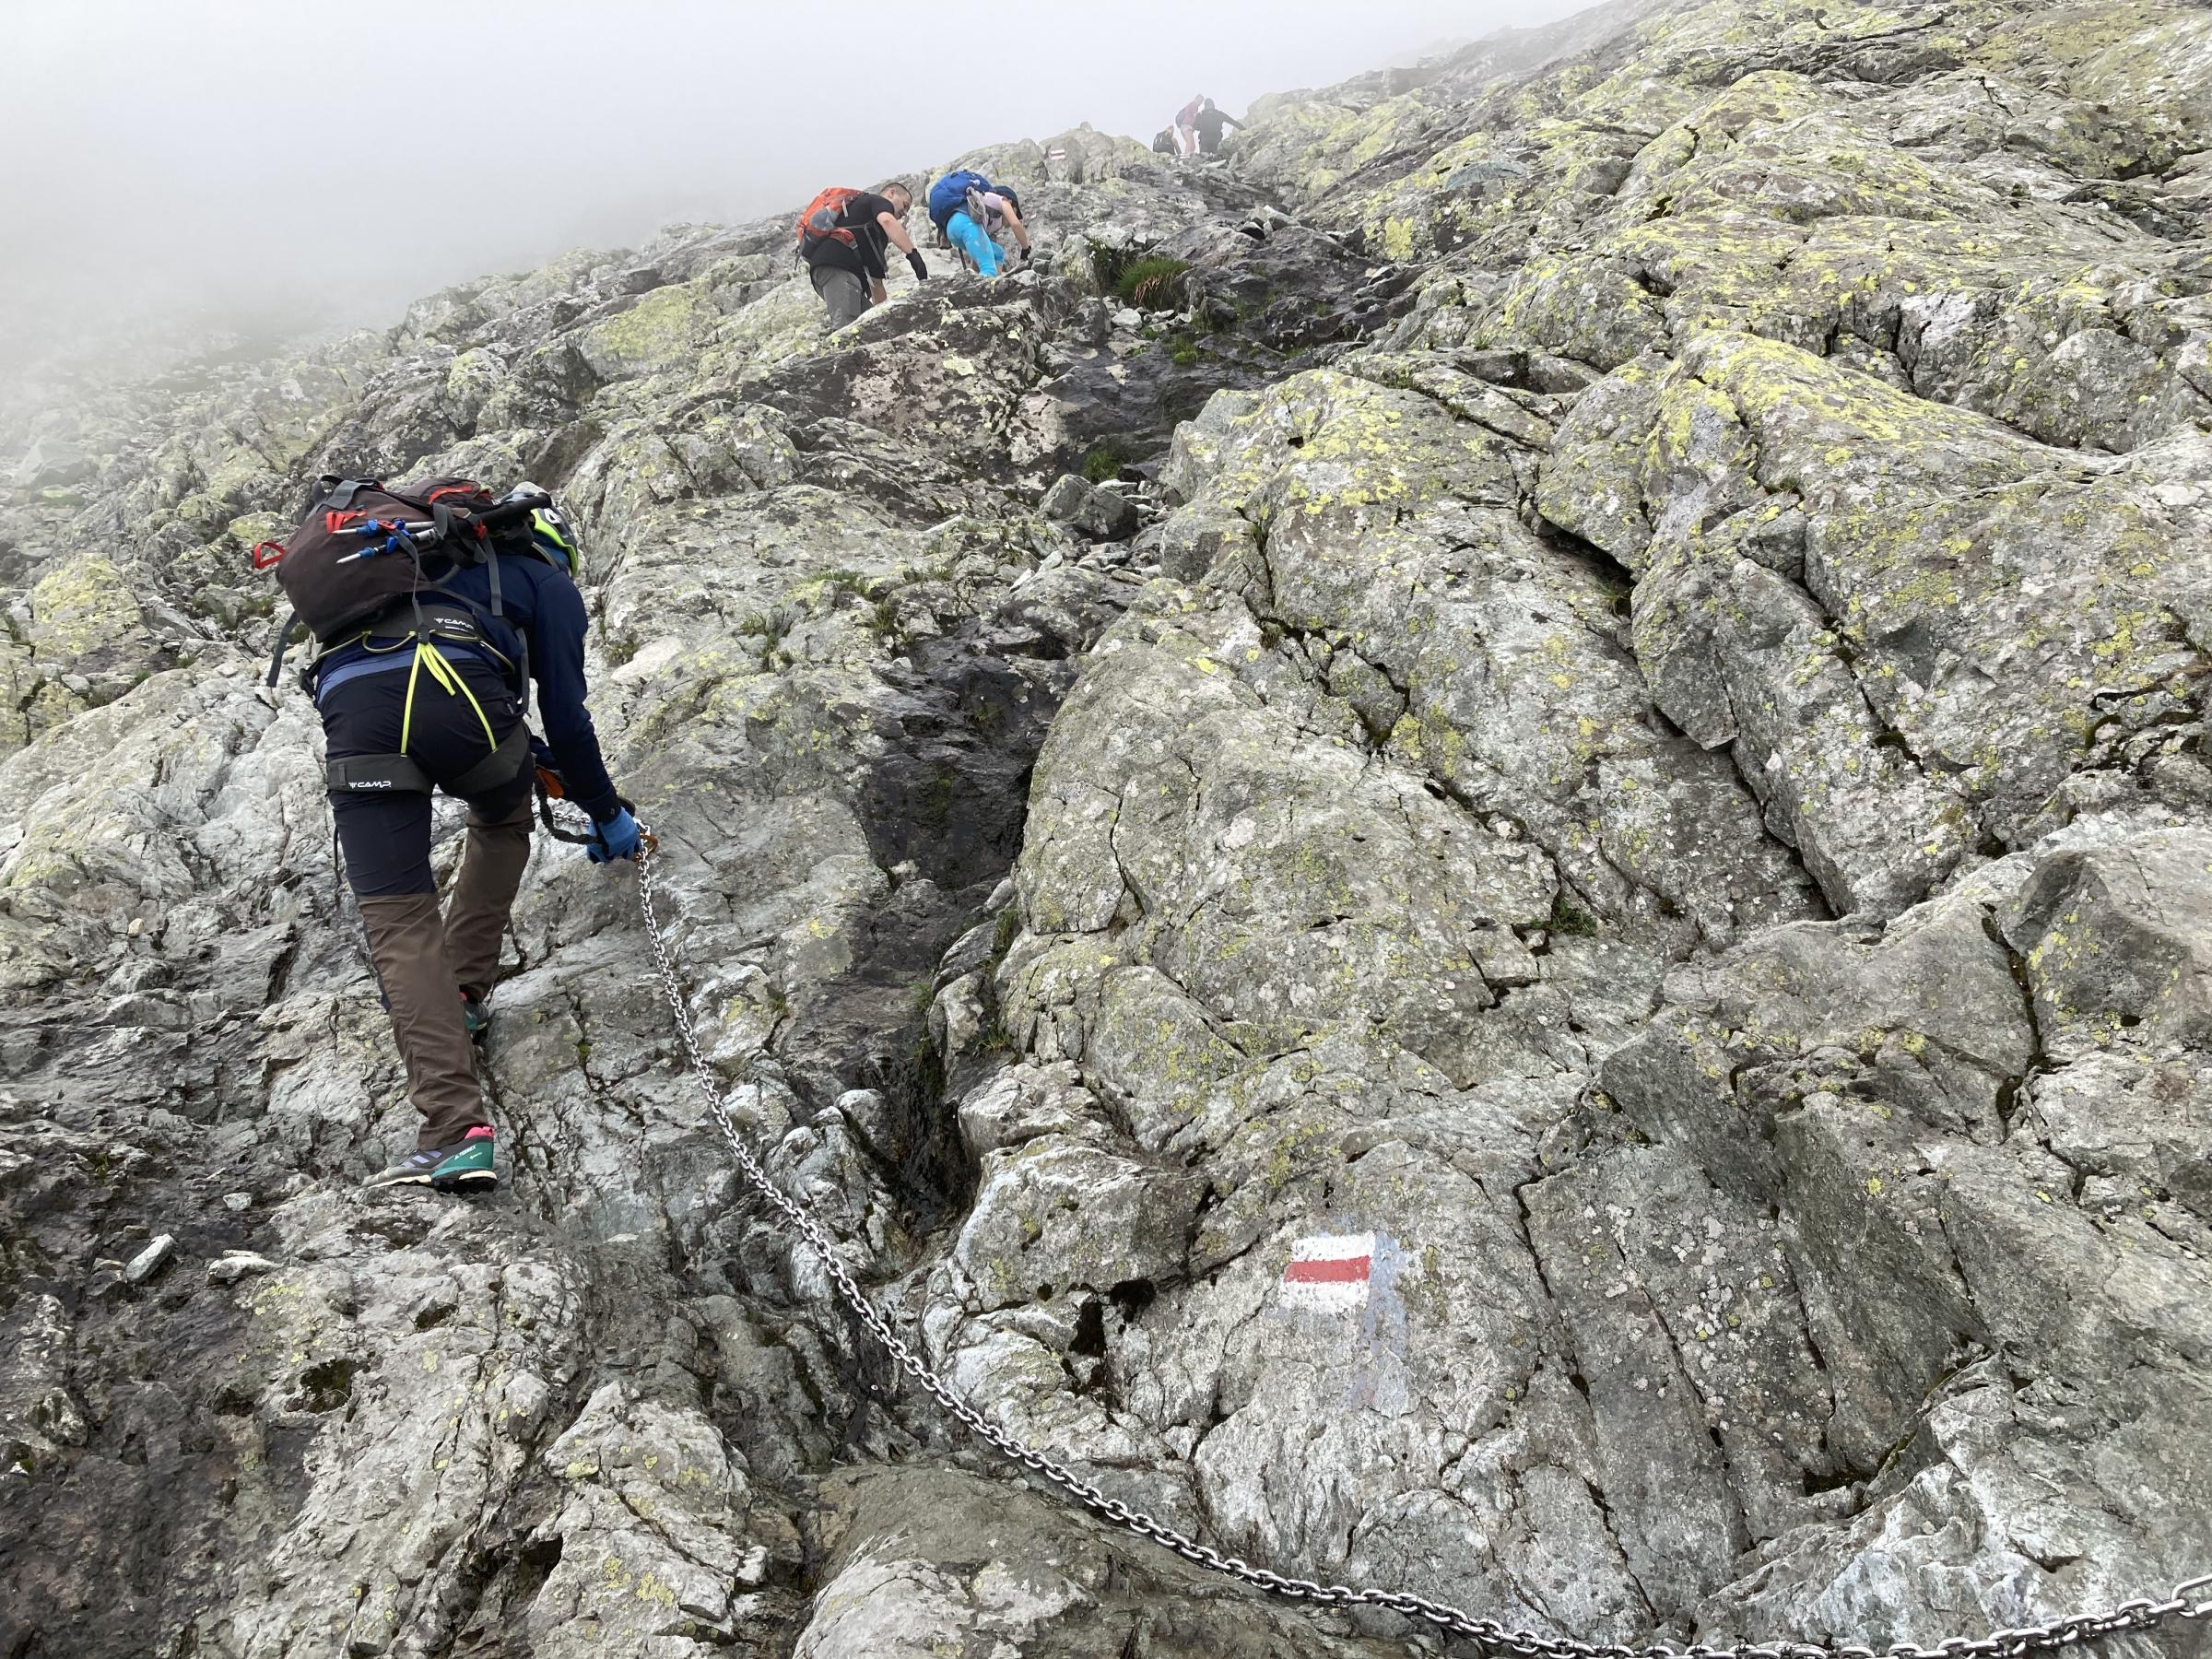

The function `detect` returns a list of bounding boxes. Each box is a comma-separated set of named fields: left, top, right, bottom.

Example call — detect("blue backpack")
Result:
left=927, top=170, right=991, bottom=232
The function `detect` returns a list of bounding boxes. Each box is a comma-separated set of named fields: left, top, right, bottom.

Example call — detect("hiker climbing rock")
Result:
left=974, top=184, right=1030, bottom=270
left=259, top=479, right=639, bottom=1194
left=795, top=182, right=927, bottom=330
left=1172, top=93, right=1206, bottom=157
left=926, top=170, right=1030, bottom=277
left=1193, top=96, right=1243, bottom=154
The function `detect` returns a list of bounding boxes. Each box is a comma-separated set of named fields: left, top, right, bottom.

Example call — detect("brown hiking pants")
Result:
left=445, top=798, right=534, bottom=1002
left=354, top=802, right=533, bottom=1148
left=324, top=652, right=535, bottom=1149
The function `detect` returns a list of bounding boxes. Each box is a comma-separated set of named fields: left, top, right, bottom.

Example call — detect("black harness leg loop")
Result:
left=446, top=724, right=532, bottom=799
left=325, top=753, right=436, bottom=794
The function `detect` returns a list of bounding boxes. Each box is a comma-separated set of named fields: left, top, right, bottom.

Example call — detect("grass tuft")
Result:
left=1112, top=254, right=1190, bottom=308
left=1550, top=893, right=1600, bottom=937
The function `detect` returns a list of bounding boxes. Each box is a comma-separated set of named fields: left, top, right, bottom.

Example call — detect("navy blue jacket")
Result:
left=324, top=554, right=622, bottom=823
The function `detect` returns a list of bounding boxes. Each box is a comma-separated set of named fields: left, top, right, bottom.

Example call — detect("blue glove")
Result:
left=587, top=807, right=642, bottom=864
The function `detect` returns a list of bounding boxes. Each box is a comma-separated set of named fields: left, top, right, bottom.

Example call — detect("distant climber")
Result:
left=795, top=182, right=928, bottom=330
left=1152, top=127, right=1176, bottom=156
left=926, top=170, right=1030, bottom=278
left=260, top=479, right=641, bottom=1194
left=1173, top=93, right=1206, bottom=157
left=1193, top=97, right=1244, bottom=155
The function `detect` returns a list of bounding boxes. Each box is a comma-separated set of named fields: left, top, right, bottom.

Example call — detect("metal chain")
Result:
left=626, top=834, right=2211, bottom=1656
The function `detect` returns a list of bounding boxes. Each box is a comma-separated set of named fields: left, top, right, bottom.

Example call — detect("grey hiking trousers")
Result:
left=811, top=265, right=869, bottom=331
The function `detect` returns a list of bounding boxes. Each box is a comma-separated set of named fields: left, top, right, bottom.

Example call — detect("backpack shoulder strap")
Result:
left=314, top=477, right=372, bottom=512
left=265, top=609, right=299, bottom=688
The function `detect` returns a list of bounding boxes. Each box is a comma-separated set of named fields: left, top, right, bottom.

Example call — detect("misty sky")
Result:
left=2, top=0, right=1587, bottom=369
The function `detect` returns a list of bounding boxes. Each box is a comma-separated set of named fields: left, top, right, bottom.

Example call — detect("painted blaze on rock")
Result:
left=1281, top=1230, right=1376, bottom=1310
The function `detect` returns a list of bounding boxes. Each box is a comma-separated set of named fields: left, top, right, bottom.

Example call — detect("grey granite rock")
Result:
left=3, top=2, right=2209, bottom=1654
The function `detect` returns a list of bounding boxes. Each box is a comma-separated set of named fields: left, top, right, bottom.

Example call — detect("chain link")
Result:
left=626, top=833, right=2209, bottom=1655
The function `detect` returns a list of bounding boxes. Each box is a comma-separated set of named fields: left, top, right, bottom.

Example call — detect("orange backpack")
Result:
left=795, top=186, right=862, bottom=253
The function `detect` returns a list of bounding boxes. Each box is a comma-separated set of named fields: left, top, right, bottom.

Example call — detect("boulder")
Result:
left=1041, top=472, right=1140, bottom=540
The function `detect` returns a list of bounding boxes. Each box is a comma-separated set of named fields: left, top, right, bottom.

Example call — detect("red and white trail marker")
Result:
left=1281, top=1232, right=1374, bottom=1312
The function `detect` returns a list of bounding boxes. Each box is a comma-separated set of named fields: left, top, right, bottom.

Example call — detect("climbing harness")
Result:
left=608, top=825, right=2209, bottom=1655
left=318, top=634, right=531, bottom=802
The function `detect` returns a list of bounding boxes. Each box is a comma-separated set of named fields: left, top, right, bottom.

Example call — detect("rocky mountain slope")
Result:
left=3, top=2, right=2209, bottom=1654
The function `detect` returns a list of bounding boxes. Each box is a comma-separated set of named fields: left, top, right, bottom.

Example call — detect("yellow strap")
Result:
left=401, top=645, right=424, bottom=753
left=416, top=641, right=500, bottom=752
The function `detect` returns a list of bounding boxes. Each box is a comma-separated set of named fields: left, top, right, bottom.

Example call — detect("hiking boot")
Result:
left=461, top=990, right=491, bottom=1043
left=364, top=1127, right=498, bottom=1193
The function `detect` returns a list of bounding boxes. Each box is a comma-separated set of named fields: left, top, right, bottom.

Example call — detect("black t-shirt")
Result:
left=804, top=192, right=897, bottom=280
left=1195, top=107, right=1241, bottom=144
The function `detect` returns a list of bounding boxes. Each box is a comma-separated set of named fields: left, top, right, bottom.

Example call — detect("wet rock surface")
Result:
left=3, top=5, right=2209, bottom=1656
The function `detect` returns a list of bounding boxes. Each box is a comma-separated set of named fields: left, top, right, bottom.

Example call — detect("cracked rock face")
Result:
left=4, top=4, right=2210, bottom=1656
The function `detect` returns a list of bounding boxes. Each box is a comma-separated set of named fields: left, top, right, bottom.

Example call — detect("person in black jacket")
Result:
left=801, top=182, right=927, bottom=329
left=312, top=490, right=637, bottom=1194
left=1194, top=98, right=1244, bottom=155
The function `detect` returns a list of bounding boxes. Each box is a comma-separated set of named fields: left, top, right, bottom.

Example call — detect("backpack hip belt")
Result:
left=302, top=598, right=503, bottom=692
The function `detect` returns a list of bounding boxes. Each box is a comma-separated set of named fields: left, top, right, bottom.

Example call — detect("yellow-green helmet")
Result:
left=529, top=502, right=580, bottom=575
left=501, top=482, right=581, bottom=574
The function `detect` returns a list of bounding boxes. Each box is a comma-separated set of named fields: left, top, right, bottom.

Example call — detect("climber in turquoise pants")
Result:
left=946, top=207, right=1007, bottom=276
left=925, top=171, right=1030, bottom=278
